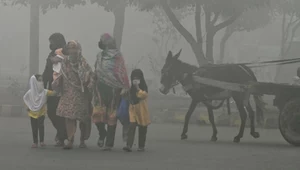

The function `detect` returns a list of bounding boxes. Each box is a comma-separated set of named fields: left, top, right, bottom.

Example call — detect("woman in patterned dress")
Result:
left=52, top=40, right=94, bottom=149
left=93, top=33, right=130, bottom=151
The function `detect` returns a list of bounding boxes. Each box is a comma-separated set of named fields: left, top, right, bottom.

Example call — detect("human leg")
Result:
left=30, top=117, right=38, bottom=148
left=37, top=116, right=46, bottom=147
left=64, top=118, right=77, bottom=149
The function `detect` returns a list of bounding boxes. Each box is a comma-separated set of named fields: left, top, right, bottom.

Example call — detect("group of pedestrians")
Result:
left=23, top=32, right=151, bottom=152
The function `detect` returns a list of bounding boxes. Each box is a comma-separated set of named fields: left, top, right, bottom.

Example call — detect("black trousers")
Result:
left=47, top=97, right=67, bottom=142
left=30, top=116, right=45, bottom=144
left=95, top=122, right=117, bottom=147
left=127, top=123, right=148, bottom=148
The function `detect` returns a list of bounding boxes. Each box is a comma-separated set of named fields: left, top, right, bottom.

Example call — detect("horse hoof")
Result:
left=233, top=137, right=240, bottom=143
left=181, top=134, right=188, bottom=140
left=210, top=136, right=218, bottom=142
left=251, top=132, right=260, bottom=138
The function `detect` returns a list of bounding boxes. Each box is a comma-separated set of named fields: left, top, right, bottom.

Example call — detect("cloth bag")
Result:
left=92, top=87, right=106, bottom=123
left=117, top=98, right=129, bottom=125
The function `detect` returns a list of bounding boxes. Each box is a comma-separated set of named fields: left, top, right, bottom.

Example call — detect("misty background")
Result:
left=0, top=2, right=299, bottom=124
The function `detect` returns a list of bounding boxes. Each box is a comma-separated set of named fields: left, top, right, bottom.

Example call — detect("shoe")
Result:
left=54, top=141, right=65, bottom=147
left=97, top=138, right=104, bottom=148
left=137, top=148, right=145, bottom=152
left=40, top=142, right=46, bottom=148
left=79, top=142, right=87, bottom=148
left=123, top=146, right=132, bottom=152
left=31, top=143, right=38, bottom=148
left=102, top=146, right=112, bottom=151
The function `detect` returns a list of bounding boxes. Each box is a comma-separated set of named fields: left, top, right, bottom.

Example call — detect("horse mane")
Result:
left=177, top=59, right=198, bottom=73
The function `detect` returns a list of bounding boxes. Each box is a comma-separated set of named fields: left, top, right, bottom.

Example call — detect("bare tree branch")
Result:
left=195, top=1, right=203, bottom=45
left=160, top=0, right=197, bottom=47
left=284, top=20, right=300, bottom=56
left=211, top=12, right=220, bottom=25
left=214, top=13, right=241, bottom=32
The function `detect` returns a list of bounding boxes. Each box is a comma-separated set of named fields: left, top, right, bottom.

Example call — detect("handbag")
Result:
left=92, top=87, right=107, bottom=123
left=117, top=98, right=130, bottom=125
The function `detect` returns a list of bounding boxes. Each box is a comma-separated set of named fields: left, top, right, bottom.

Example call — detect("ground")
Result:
left=0, top=117, right=300, bottom=170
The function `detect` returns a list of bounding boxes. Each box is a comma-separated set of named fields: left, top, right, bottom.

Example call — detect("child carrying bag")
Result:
left=117, top=97, right=129, bottom=125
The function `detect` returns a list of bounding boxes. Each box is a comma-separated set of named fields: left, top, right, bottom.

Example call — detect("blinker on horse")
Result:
left=159, top=49, right=265, bottom=143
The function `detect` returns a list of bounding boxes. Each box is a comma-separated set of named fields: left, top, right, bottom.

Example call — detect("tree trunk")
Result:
left=160, top=0, right=207, bottom=66
left=218, top=26, right=234, bottom=64
left=206, top=31, right=215, bottom=63
left=113, top=1, right=126, bottom=50
left=29, top=0, right=39, bottom=76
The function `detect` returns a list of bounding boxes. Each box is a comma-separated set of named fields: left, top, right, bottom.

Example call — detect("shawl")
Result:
left=23, top=75, right=48, bottom=112
left=95, top=33, right=129, bottom=90
left=61, top=40, right=94, bottom=92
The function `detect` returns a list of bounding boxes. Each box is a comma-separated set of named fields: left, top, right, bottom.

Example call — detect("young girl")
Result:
left=123, top=69, right=150, bottom=152
left=23, top=74, right=56, bottom=148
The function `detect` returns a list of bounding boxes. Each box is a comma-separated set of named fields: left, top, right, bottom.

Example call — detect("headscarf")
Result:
left=61, top=40, right=94, bottom=92
left=23, top=75, right=48, bottom=112
left=95, top=33, right=129, bottom=89
left=130, top=69, right=148, bottom=105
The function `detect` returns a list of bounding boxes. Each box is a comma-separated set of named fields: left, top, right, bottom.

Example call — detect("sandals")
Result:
left=40, top=142, right=46, bottom=148
left=31, top=143, right=38, bottom=148
left=63, top=141, right=73, bottom=150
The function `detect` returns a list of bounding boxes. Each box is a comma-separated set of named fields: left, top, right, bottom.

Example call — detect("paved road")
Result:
left=0, top=117, right=299, bottom=170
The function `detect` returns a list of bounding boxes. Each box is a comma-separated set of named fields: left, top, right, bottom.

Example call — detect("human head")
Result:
left=65, top=40, right=82, bottom=62
left=30, top=74, right=44, bottom=93
left=130, top=69, right=147, bottom=92
left=98, top=33, right=117, bottom=50
left=49, top=33, right=66, bottom=51
left=34, top=74, right=43, bottom=82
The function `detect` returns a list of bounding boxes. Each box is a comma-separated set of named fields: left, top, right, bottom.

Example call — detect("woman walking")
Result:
left=123, top=69, right=150, bottom=152
left=52, top=40, right=94, bottom=149
left=93, top=33, right=130, bottom=151
left=42, top=33, right=67, bottom=146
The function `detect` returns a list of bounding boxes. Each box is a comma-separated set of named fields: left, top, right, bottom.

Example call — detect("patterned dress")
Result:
left=56, top=61, right=91, bottom=121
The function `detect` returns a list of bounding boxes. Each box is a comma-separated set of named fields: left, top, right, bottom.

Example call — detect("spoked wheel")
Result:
left=279, top=98, right=300, bottom=146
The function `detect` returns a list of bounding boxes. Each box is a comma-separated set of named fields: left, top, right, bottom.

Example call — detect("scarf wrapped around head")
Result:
left=95, top=33, right=129, bottom=89
left=62, top=40, right=94, bottom=92
left=23, top=75, right=48, bottom=112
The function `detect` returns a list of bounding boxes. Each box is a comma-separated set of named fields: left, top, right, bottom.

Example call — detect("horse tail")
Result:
left=253, top=95, right=266, bottom=126
left=238, top=64, right=266, bottom=125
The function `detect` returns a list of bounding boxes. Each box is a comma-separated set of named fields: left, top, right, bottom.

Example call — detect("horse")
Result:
left=159, top=50, right=265, bottom=143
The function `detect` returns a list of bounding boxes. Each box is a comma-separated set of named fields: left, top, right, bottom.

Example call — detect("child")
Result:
left=123, top=69, right=150, bottom=152
left=51, top=48, right=65, bottom=82
left=23, top=74, right=56, bottom=148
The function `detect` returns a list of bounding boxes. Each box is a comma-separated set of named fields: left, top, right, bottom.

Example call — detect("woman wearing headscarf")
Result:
left=93, top=33, right=130, bottom=151
left=52, top=40, right=94, bottom=149
left=42, top=33, right=67, bottom=146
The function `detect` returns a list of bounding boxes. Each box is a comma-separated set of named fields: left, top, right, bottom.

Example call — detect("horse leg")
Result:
left=181, top=100, right=198, bottom=140
left=233, top=100, right=247, bottom=143
left=246, top=102, right=260, bottom=139
left=207, top=106, right=218, bottom=142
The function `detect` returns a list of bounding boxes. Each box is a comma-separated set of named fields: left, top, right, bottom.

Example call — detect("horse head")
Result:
left=159, top=49, right=182, bottom=95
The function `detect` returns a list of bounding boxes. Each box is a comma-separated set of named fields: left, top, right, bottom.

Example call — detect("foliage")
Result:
left=272, top=0, right=300, bottom=58
left=132, top=0, right=270, bottom=65
left=6, top=65, right=27, bottom=98
left=218, top=6, right=272, bottom=63
left=149, top=6, right=192, bottom=76
left=5, top=0, right=86, bottom=14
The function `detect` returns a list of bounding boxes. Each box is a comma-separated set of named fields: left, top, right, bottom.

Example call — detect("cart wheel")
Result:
left=279, top=98, right=300, bottom=146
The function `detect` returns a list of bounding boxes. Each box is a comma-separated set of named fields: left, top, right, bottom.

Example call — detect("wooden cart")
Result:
left=192, top=76, right=300, bottom=146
